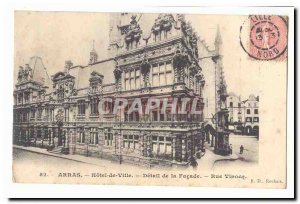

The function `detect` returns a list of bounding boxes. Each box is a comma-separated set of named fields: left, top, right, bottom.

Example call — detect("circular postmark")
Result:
left=240, top=15, right=287, bottom=60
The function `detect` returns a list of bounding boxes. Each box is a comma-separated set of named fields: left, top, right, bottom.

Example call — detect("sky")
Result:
left=14, top=11, right=270, bottom=99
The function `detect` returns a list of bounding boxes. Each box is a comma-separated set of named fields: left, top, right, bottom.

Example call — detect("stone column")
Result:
left=69, top=129, right=77, bottom=155
left=138, top=132, right=143, bottom=156
left=41, top=127, right=45, bottom=147
left=33, top=127, right=37, bottom=146
left=51, top=127, right=54, bottom=146
left=54, top=127, right=59, bottom=147
left=25, top=129, right=29, bottom=144
left=84, top=128, right=90, bottom=156
left=173, top=66, right=178, bottom=83
left=146, top=134, right=152, bottom=157
left=172, top=137, right=176, bottom=162
left=174, top=135, right=181, bottom=162
left=113, top=130, right=119, bottom=156
left=119, top=130, right=123, bottom=156
left=182, top=138, right=186, bottom=162
left=48, top=129, right=52, bottom=146
left=98, top=129, right=104, bottom=157
left=19, top=128, right=23, bottom=144
left=65, top=129, right=69, bottom=148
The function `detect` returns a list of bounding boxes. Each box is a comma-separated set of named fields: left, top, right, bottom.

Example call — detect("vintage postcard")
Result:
left=12, top=9, right=293, bottom=190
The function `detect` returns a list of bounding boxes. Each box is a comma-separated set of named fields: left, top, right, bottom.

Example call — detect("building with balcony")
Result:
left=13, top=13, right=228, bottom=167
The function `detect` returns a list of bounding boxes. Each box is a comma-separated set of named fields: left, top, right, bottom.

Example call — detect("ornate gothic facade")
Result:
left=13, top=13, right=228, bottom=167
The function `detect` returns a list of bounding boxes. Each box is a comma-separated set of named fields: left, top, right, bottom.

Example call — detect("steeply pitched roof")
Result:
left=68, top=58, right=115, bottom=89
left=26, top=56, right=53, bottom=92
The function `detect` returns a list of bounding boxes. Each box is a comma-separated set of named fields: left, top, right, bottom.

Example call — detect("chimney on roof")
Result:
left=64, top=60, right=73, bottom=73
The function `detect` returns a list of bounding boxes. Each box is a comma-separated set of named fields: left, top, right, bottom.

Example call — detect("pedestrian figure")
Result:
left=230, top=144, right=233, bottom=155
left=240, top=145, right=244, bottom=154
left=190, top=155, right=198, bottom=169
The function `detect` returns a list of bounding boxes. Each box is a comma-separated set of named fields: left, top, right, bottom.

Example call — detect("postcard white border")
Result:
left=0, top=0, right=295, bottom=199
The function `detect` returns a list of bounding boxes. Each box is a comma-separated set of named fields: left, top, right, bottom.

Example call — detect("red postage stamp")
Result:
left=240, top=15, right=288, bottom=60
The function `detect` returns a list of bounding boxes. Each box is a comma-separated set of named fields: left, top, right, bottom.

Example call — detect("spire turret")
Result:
left=89, top=40, right=98, bottom=64
left=214, top=25, right=222, bottom=55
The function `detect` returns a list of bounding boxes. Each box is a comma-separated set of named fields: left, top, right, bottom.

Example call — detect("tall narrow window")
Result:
left=104, top=128, right=113, bottom=146
left=24, top=93, right=29, bottom=103
left=90, top=98, right=99, bottom=115
left=37, top=127, right=41, bottom=138
left=152, top=110, right=158, bottom=122
left=78, top=130, right=85, bottom=143
left=125, top=71, right=130, bottom=90
left=18, top=93, right=23, bottom=104
left=104, top=100, right=113, bottom=114
left=159, top=63, right=166, bottom=86
left=130, top=70, right=135, bottom=89
left=135, top=69, right=140, bottom=89
left=165, top=62, right=173, bottom=85
left=152, top=64, right=159, bottom=87
left=91, top=82, right=98, bottom=93
left=57, top=85, right=64, bottom=100
left=90, top=128, right=98, bottom=144
left=78, top=100, right=86, bottom=115
left=37, top=108, right=42, bottom=119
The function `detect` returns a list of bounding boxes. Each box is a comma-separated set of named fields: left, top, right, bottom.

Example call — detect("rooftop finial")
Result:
left=215, top=24, right=222, bottom=45
left=214, top=25, right=222, bottom=55
left=92, top=39, right=95, bottom=51
left=89, top=40, right=98, bottom=65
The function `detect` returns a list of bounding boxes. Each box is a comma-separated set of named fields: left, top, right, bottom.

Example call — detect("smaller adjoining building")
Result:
left=227, top=93, right=259, bottom=137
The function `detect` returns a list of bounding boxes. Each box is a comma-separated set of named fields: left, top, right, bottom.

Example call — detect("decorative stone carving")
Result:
left=172, top=44, right=188, bottom=82
left=89, top=71, right=104, bottom=94
left=52, top=71, right=76, bottom=100
left=65, top=80, right=75, bottom=97
left=218, top=80, right=228, bottom=101
left=189, top=61, right=198, bottom=88
left=17, top=66, right=24, bottom=83
left=17, top=64, right=33, bottom=83
left=140, top=53, right=151, bottom=88
left=113, top=65, right=122, bottom=80
left=175, top=14, right=199, bottom=59
left=114, top=64, right=122, bottom=91
left=151, top=14, right=175, bottom=40
left=24, top=64, right=33, bottom=81
left=55, top=108, right=64, bottom=126
left=124, top=15, right=142, bottom=50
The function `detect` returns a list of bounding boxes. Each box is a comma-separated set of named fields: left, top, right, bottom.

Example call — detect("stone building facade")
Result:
left=13, top=13, right=228, bottom=167
left=227, top=93, right=259, bottom=136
